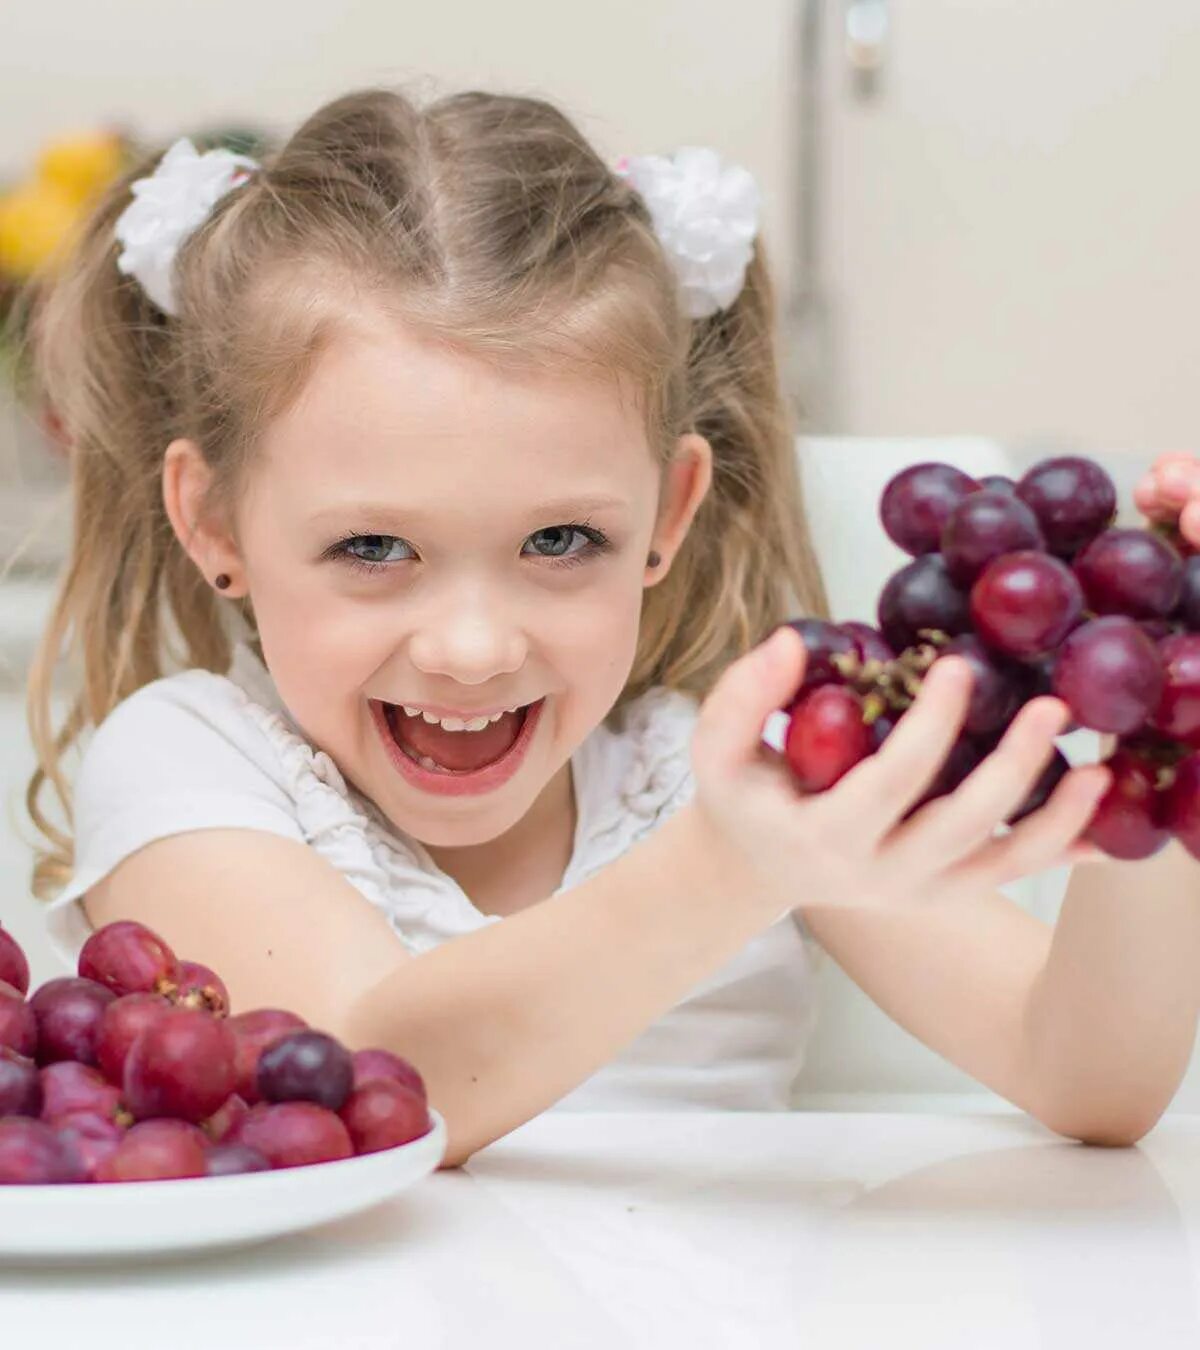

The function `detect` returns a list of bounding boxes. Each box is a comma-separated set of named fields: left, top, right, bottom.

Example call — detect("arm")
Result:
left=83, top=800, right=784, bottom=1168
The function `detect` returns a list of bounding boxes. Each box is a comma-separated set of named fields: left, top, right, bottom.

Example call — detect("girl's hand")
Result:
left=1134, top=452, right=1200, bottom=546
left=690, top=625, right=1113, bottom=916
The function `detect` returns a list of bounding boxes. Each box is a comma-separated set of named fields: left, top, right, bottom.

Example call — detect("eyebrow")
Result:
left=306, top=494, right=631, bottom=529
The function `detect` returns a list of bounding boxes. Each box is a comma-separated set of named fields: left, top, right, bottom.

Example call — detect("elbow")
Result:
left=1039, top=1105, right=1162, bottom=1149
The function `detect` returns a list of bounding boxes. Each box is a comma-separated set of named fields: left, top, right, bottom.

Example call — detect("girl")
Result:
left=13, top=85, right=1196, bottom=1169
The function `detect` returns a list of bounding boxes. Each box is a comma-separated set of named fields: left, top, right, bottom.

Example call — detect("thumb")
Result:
left=696, top=625, right=808, bottom=774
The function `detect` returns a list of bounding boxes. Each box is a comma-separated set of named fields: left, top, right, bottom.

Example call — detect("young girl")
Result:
left=14, top=85, right=1194, bottom=1168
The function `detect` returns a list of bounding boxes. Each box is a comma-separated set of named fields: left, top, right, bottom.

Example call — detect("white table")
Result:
left=4, top=1109, right=1200, bottom=1348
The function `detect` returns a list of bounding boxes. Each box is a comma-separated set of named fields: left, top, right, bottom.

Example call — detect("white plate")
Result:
left=0, top=1107, right=447, bottom=1261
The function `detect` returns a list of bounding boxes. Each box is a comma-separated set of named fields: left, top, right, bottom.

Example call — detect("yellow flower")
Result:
left=37, top=131, right=125, bottom=205
left=0, top=179, right=82, bottom=278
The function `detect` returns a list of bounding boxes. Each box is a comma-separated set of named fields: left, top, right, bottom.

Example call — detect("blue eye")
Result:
left=324, top=521, right=613, bottom=576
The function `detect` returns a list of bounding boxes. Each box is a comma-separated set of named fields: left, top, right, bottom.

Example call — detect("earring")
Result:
left=647, top=551, right=661, bottom=568
left=213, top=573, right=232, bottom=591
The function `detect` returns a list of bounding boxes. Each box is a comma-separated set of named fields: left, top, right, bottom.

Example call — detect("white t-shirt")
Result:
left=45, top=641, right=823, bottom=1112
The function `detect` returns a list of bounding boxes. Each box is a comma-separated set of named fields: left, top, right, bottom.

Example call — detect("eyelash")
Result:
left=322, top=520, right=614, bottom=577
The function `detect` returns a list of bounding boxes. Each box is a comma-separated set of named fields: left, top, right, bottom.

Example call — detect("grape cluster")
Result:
left=779, top=455, right=1200, bottom=861
left=0, top=920, right=431, bottom=1184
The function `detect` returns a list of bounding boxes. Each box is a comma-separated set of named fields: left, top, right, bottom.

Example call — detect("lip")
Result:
left=369, top=697, right=545, bottom=797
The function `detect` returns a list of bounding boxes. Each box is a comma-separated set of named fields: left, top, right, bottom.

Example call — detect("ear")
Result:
left=162, top=438, right=247, bottom=596
left=644, top=432, right=713, bottom=587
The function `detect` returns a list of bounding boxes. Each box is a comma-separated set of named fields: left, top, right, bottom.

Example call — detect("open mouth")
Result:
left=377, top=698, right=543, bottom=779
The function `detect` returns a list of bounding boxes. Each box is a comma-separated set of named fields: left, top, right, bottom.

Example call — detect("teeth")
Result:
left=399, top=704, right=523, bottom=732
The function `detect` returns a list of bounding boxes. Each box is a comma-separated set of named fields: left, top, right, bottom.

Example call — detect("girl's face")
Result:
left=192, top=310, right=711, bottom=854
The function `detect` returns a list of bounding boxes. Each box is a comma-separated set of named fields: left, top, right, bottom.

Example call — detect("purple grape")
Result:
left=877, top=554, right=972, bottom=652
left=1073, top=528, right=1183, bottom=618
left=0, top=1047, right=42, bottom=1117
left=940, top=489, right=1045, bottom=586
left=29, top=977, right=116, bottom=1066
left=781, top=618, right=857, bottom=692
left=1165, top=754, right=1200, bottom=861
left=1150, top=632, right=1200, bottom=746
left=0, top=927, right=30, bottom=996
left=0, top=1118, right=80, bottom=1184
left=941, top=635, right=1028, bottom=735
left=0, top=981, right=37, bottom=1059
left=970, top=551, right=1084, bottom=659
left=880, top=463, right=980, bottom=556
left=1050, top=616, right=1165, bottom=735
left=1172, top=555, right=1200, bottom=630
left=837, top=622, right=896, bottom=664
left=206, top=1143, right=272, bottom=1177
left=1086, top=752, right=1169, bottom=860
left=978, top=474, right=1017, bottom=494
left=256, top=1031, right=354, bottom=1112
left=1015, top=456, right=1117, bottom=558
left=1007, top=748, right=1071, bottom=824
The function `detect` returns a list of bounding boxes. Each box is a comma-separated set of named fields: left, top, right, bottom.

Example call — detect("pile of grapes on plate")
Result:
left=0, top=919, right=431, bottom=1185
left=779, top=454, right=1200, bottom=861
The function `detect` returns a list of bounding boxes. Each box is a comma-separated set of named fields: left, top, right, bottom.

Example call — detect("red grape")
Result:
left=0, top=980, right=37, bottom=1058
left=202, top=1093, right=249, bottom=1143
left=172, top=961, right=230, bottom=1017
left=206, top=1143, right=271, bottom=1177
left=837, top=621, right=896, bottom=664
left=232, top=1101, right=353, bottom=1169
left=970, top=551, right=1084, bottom=658
left=0, top=1118, right=81, bottom=1184
left=1150, top=633, right=1200, bottom=746
left=30, top=977, right=115, bottom=1065
left=227, top=1009, right=307, bottom=1104
left=340, top=1080, right=431, bottom=1154
left=880, top=463, right=980, bottom=556
left=39, top=1061, right=122, bottom=1122
left=96, top=992, right=172, bottom=1086
left=0, top=1047, right=42, bottom=1117
left=1050, top=616, right=1164, bottom=735
left=1085, top=752, right=1169, bottom=859
left=941, top=635, right=1027, bottom=735
left=784, top=685, right=872, bottom=791
left=1073, top=528, right=1183, bottom=618
left=978, top=474, right=1017, bottom=494
left=877, top=554, right=972, bottom=651
left=256, top=1031, right=354, bottom=1111
left=53, top=1111, right=124, bottom=1179
left=781, top=618, right=856, bottom=692
left=351, top=1048, right=428, bottom=1102
left=1164, top=754, right=1200, bottom=860
left=1015, top=456, right=1117, bottom=557
left=940, top=489, right=1045, bottom=586
left=1008, top=748, right=1071, bottom=824
left=1173, top=555, right=1200, bottom=630
left=95, top=1119, right=207, bottom=1182
left=0, top=926, right=30, bottom=996
left=123, top=1007, right=238, bottom=1123
left=78, top=920, right=179, bottom=998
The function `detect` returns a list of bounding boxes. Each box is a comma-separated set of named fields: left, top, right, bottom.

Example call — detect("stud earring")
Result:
left=647, top=551, right=661, bottom=568
left=213, top=573, right=232, bottom=591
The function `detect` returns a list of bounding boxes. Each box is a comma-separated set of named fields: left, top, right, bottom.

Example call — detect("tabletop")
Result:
left=4, top=1108, right=1200, bottom=1349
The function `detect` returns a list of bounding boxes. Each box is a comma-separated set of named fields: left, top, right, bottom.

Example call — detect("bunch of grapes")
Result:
left=0, top=920, right=431, bottom=1185
left=778, top=455, right=1200, bottom=862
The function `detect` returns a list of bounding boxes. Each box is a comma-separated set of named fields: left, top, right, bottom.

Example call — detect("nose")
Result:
left=406, top=576, right=528, bottom=684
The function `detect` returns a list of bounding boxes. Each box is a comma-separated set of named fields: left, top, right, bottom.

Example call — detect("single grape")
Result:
left=970, top=551, right=1084, bottom=659
left=978, top=474, right=1017, bottom=495
left=1173, top=555, right=1200, bottom=630
left=123, top=1007, right=238, bottom=1123
left=78, top=920, right=179, bottom=998
left=256, top=1031, right=355, bottom=1112
left=1050, top=616, right=1164, bottom=735
left=171, top=961, right=230, bottom=1017
left=1150, top=633, right=1200, bottom=746
left=940, top=489, right=1045, bottom=586
left=39, top=1061, right=123, bottom=1123
left=836, top=621, right=896, bottom=665
left=0, top=1118, right=80, bottom=1184
left=0, top=980, right=38, bottom=1059
left=95, top=992, right=172, bottom=1086
left=1084, top=752, right=1169, bottom=860
left=351, top=1049, right=428, bottom=1102
left=1164, top=754, right=1200, bottom=861
left=780, top=618, right=856, bottom=693
left=877, top=554, right=972, bottom=652
left=340, top=1080, right=431, bottom=1154
left=52, top=1111, right=124, bottom=1180
left=879, top=463, right=980, bottom=556
left=1007, top=748, right=1071, bottom=825
left=95, top=1119, right=208, bottom=1182
left=227, top=1008, right=308, bottom=1104
left=202, top=1093, right=249, bottom=1143
left=206, top=1143, right=271, bottom=1177
left=1073, top=528, right=1184, bottom=618
left=233, top=1101, right=353, bottom=1169
left=783, top=685, right=872, bottom=792
left=0, top=926, right=30, bottom=996
left=30, top=977, right=115, bottom=1066
left=941, top=635, right=1028, bottom=735
left=0, top=1047, right=42, bottom=1118
left=1015, top=456, right=1118, bottom=557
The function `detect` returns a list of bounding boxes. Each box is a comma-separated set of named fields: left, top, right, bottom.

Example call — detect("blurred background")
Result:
left=2, top=1, right=1199, bottom=1111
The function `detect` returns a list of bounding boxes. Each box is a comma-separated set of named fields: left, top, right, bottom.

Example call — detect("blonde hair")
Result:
left=10, top=83, right=828, bottom=901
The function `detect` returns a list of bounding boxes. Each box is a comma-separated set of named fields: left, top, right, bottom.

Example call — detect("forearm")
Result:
left=346, top=800, right=785, bottom=1167
left=1022, top=839, right=1200, bottom=1143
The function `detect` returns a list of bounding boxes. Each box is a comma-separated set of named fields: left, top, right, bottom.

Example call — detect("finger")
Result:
left=941, top=764, right=1112, bottom=889
left=1134, top=474, right=1173, bottom=521
left=879, top=695, right=1071, bottom=876
left=828, top=655, right=974, bottom=835
left=1181, top=496, right=1200, bottom=549
left=1156, top=459, right=1200, bottom=506
left=695, top=625, right=807, bottom=777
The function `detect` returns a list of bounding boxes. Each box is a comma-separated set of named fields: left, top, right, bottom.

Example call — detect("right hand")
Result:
left=1134, top=451, right=1200, bottom=546
left=689, top=625, right=1113, bottom=916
